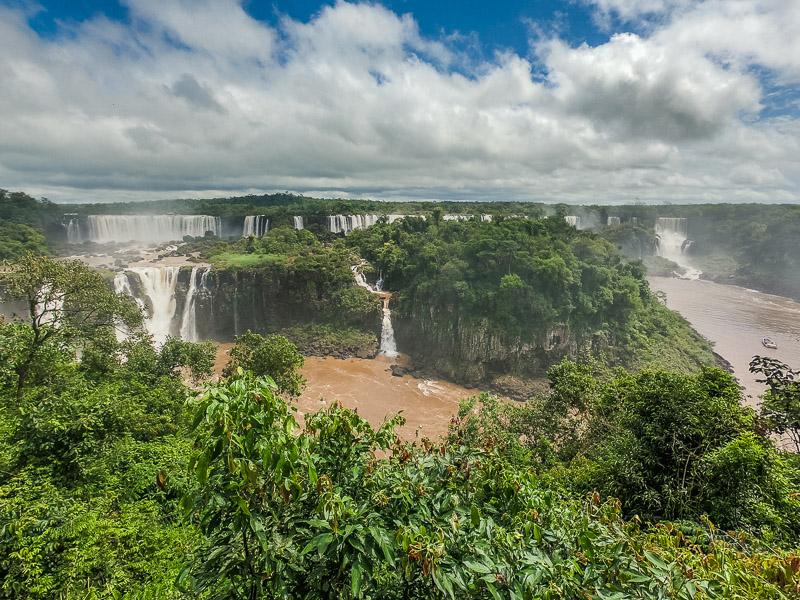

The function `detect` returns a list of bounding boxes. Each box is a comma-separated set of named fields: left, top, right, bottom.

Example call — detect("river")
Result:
left=214, top=344, right=479, bottom=441
left=648, top=277, right=800, bottom=406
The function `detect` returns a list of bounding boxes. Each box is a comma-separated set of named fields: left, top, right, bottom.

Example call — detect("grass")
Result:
left=210, top=252, right=285, bottom=268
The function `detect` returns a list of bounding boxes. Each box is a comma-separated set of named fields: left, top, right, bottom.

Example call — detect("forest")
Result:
left=1, top=190, right=800, bottom=598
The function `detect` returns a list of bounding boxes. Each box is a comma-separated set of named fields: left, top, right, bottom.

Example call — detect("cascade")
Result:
left=293, top=216, right=304, bottom=229
left=380, top=297, right=398, bottom=358
left=114, top=266, right=180, bottom=345
left=352, top=263, right=398, bottom=356
left=629, top=217, right=640, bottom=226
left=65, top=217, right=81, bottom=243
left=81, top=215, right=222, bottom=244
left=607, top=216, right=621, bottom=226
left=179, top=266, right=210, bottom=342
left=326, top=214, right=380, bottom=235
left=564, top=216, right=580, bottom=228
left=375, top=270, right=385, bottom=292
left=655, top=217, right=701, bottom=280
left=243, top=215, right=269, bottom=237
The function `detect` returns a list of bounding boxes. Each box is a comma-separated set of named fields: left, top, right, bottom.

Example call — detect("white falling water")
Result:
left=326, top=214, right=380, bottom=235
left=66, top=218, right=81, bottom=243
left=564, top=216, right=581, bottom=228
left=179, top=266, right=210, bottom=342
left=293, top=216, right=304, bottom=230
left=243, top=216, right=269, bottom=237
left=352, top=264, right=398, bottom=357
left=655, top=217, right=701, bottom=280
left=33, top=285, right=63, bottom=327
left=83, top=215, right=222, bottom=244
left=607, top=216, right=621, bottom=226
left=115, top=266, right=180, bottom=345
left=380, top=297, right=398, bottom=358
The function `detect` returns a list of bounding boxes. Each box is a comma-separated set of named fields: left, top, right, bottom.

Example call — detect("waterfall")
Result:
left=293, top=216, right=304, bottom=230
left=607, top=216, right=621, bottom=226
left=114, top=266, right=180, bottom=345
left=65, top=218, right=81, bottom=243
left=655, top=217, right=701, bottom=280
left=326, top=214, right=380, bottom=235
left=629, top=217, right=640, bottom=226
left=375, top=271, right=385, bottom=292
left=380, top=297, right=398, bottom=358
left=352, top=263, right=398, bottom=357
left=179, top=266, right=210, bottom=342
left=564, top=216, right=580, bottom=228
left=243, top=215, right=269, bottom=237
left=82, top=215, right=222, bottom=244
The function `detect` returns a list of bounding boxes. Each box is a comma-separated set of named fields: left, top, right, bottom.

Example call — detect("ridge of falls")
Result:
left=351, top=264, right=397, bottom=357
left=325, top=214, right=413, bottom=235
left=73, top=215, right=222, bottom=244
left=179, top=267, right=210, bottom=342
left=327, top=214, right=380, bottom=235
left=655, top=217, right=701, bottom=280
left=565, top=216, right=580, bottom=228
left=293, top=216, right=304, bottom=230
left=243, top=215, right=269, bottom=237
left=607, top=216, right=621, bottom=226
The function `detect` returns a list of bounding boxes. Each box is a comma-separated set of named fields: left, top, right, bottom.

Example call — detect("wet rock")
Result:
left=390, top=364, right=408, bottom=377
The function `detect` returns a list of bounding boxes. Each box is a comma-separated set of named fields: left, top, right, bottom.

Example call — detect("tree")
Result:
left=750, top=356, right=800, bottom=453
left=223, top=331, right=306, bottom=397
left=0, top=254, right=142, bottom=401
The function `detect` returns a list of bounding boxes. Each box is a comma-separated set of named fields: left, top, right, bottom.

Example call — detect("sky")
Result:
left=2, top=0, right=800, bottom=204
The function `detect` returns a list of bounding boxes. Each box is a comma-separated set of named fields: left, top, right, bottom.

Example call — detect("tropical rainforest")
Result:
left=1, top=189, right=800, bottom=598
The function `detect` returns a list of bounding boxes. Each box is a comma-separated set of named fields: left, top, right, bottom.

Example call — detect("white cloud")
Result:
left=0, top=0, right=799, bottom=204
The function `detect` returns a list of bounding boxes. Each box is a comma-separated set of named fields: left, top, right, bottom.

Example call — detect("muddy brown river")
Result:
left=214, top=345, right=481, bottom=440
left=648, top=277, right=800, bottom=405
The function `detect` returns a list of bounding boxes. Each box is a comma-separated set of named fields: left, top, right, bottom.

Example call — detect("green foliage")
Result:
left=183, top=375, right=800, bottom=599
left=750, top=356, right=800, bottom=453
left=0, top=255, right=143, bottom=400
left=223, top=332, right=306, bottom=397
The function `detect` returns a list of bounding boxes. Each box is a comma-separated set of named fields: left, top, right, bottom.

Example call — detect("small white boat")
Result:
left=762, top=337, right=778, bottom=350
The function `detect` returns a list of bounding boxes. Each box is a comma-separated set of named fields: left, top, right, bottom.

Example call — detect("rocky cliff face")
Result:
left=393, top=305, right=579, bottom=385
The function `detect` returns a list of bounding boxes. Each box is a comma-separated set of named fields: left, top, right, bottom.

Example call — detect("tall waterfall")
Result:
left=564, top=216, right=580, bottom=228
left=655, top=217, right=701, bottom=280
left=114, top=266, right=180, bottom=345
left=352, top=264, right=398, bottom=357
left=79, top=215, right=222, bottom=244
left=243, top=216, right=269, bottom=237
left=293, top=216, right=304, bottom=230
left=380, top=297, right=398, bottom=358
left=607, top=216, right=621, bottom=226
left=326, top=214, right=380, bottom=235
left=179, top=267, right=210, bottom=342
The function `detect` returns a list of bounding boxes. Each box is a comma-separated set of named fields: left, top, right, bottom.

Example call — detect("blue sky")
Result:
left=2, top=0, right=800, bottom=204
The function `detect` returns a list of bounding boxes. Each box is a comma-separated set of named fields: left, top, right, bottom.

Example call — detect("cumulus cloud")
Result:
left=0, top=0, right=799, bottom=204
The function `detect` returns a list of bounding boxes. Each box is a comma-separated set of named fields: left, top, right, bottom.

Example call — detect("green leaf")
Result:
left=471, top=504, right=480, bottom=528
left=308, top=460, right=318, bottom=485
left=464, top=560, right=493, bottom=574
left=351, top=565, right=363, bottom=597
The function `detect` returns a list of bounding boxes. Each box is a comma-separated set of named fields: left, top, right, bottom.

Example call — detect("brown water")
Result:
left=648, top=277, right=800, bottom=404
left=214, top=345, right=480, bottom=440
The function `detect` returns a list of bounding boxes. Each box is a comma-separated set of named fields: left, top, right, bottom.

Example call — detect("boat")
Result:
left=762, top=337, right=778, bottom=349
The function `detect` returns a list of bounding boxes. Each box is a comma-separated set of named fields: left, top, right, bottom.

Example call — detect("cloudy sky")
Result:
left=1, top=0, right=799, bottom=204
